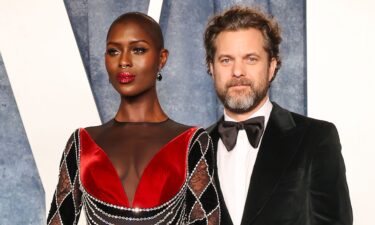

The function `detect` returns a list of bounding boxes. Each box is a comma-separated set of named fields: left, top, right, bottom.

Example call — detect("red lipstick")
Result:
left=117, top=72, right=135, bottom=84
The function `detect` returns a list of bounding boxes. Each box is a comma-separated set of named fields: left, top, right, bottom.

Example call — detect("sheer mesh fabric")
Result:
left=186, top=130, right=220, bottom=225
left=47, top=122, right=220, bottom=224
left=84, top=118, right=191, bottom=206
left=47, top=134, right=82, bottom=224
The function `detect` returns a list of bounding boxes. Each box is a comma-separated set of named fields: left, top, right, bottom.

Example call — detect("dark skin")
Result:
left=85, top=14, right=190, bottom=206
left=106, top=18, right=168, bottom=122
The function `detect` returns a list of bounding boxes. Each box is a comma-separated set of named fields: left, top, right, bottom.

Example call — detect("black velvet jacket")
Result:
left=207, top=103, right=352, bottom=225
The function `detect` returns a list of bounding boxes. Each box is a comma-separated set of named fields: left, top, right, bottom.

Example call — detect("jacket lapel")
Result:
left=240, top=103, right=306, bottom=225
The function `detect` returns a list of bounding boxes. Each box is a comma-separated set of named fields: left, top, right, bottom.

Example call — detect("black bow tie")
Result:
left=218, top=116, right=265, bottom=151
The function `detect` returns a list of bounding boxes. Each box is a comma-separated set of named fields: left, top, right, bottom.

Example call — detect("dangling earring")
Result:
left=157, top=71, right=162, bottom=81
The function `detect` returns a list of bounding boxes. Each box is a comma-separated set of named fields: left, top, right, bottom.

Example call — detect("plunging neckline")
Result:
left=79, top=127, right=196, bottom=208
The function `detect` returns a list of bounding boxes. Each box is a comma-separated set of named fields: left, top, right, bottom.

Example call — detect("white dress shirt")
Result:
left=217, top=98, right=273, bottom=225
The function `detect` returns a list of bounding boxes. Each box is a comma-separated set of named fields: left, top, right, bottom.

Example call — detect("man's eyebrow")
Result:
left=244, top=52, right=260, bottom=57
left=217, top=54, right=234, bottom=59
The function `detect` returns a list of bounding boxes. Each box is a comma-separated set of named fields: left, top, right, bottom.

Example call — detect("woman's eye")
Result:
left=106, top=48, right=119, bottom=56
left=133, top=47, right=147, bottom=54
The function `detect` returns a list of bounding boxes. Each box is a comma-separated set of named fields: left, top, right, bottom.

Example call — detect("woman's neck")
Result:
left=115, top=90, right=167, bottom=122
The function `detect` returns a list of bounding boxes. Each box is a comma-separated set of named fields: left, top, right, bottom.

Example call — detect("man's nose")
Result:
left=232, top=60, right=244, bottom=77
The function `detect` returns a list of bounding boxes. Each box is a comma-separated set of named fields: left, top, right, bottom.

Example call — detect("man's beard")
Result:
left=215, top=77, right=269, bottom=114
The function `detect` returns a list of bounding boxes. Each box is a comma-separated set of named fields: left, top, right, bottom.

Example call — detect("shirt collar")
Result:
left=224, top=98, right=273, bottom=127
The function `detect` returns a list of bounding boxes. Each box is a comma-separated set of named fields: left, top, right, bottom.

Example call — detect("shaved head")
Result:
left=107, top=12, right=164, bottom=51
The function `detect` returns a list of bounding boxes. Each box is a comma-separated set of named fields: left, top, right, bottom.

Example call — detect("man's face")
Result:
left=210, top=28, right=277, bottom=114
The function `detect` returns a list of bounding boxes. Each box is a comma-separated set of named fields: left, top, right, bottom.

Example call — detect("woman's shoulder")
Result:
left=166, top=119, right=194, bottom=131
left=167, top=119, right=212, bottom=135
left=165, top=120, right=211, bottom=146
left=82, top=119, right=114, bottom=140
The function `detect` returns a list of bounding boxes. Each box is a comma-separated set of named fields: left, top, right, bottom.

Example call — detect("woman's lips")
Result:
left=117, top=72, right=135, bottom=84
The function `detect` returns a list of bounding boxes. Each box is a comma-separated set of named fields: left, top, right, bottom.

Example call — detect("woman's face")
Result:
left=105, top=20, right=167, bottom=97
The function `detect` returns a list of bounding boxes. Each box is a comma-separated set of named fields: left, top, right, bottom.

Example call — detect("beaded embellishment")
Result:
left=47, top=128, right=220, bottom=225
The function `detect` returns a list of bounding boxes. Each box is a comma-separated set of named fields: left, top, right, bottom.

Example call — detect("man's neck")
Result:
left=224, top=96, right=269, bottom=122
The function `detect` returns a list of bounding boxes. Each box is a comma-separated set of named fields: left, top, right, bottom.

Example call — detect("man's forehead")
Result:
left=215, top=29, right=265, bottom=48
left=216, top=28, right=264, bottom=40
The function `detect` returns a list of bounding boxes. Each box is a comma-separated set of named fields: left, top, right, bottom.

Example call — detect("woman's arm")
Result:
left=186, top=129, right=220, bottom=225
left=47, top=130, right=83, bottom=225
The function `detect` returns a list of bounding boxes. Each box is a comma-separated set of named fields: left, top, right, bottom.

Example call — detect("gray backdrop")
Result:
left=0, top=0, right=305, bottom=224
left=0, top=54, right=45, bottom=224
left=65, top=0, right=306, bottom=126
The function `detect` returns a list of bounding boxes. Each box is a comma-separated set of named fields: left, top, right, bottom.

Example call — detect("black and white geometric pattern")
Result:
left=47, top=128, right=220, bottom=224
left=47, top=132, right=82, bottom=225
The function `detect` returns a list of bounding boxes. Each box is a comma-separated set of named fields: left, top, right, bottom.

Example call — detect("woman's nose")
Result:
left=119, top=52, right=132, bottom=68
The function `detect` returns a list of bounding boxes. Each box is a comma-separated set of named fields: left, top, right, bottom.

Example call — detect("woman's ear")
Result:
left=159, top=49, right=169, bottom=69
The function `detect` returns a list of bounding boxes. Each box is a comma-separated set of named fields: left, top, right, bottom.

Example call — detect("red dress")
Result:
left=47, top=127, right=220, bottom=224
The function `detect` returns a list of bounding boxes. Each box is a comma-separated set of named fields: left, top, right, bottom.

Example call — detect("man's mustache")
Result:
left=226, top=78, right=253, bottom=88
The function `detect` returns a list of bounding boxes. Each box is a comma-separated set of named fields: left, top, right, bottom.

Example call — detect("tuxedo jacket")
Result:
left=207, top=103, right=352, bottom=225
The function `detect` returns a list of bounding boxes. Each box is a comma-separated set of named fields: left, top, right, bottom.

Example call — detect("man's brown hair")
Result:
left=204, top=6, right=282, bottom=80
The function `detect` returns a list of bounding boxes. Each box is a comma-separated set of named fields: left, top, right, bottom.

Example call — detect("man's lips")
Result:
left=228, top=84, right=250, bottom=88
left=117, top=72, right=135, bottom=84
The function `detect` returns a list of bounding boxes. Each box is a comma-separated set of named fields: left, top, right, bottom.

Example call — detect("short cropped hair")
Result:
left=204, top=6, right=282, bottom=79
left=107, top=12, right=164, bottom=51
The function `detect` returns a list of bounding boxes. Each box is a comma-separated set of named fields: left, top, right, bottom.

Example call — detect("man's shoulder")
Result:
left=274, top=103, right=337, bottom=132
left=272, top=104, right=340, bottom=148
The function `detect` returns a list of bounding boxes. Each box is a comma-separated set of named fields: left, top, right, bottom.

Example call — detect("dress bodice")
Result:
left=47, top=128, right=220, bottom=225
left=80, top=127, right=195, bottom=208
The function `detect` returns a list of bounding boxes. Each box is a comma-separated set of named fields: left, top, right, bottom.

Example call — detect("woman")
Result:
left=47, top=12, right=220, bottom=225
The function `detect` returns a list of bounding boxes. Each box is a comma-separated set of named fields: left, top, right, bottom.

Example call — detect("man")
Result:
left=204, top=6, right=352, bottom=225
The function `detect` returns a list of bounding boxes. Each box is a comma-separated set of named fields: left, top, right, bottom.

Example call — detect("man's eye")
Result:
left=106, top=48, right=119, bottom=56
left=133, top=47, right=147, bottom=54
left=220, top=58, right=230, bottom=64
left=247, top=57, right=258, bottom=64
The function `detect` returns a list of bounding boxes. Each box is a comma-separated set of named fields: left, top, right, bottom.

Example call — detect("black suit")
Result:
left=207, top=103, right=352, bottom=225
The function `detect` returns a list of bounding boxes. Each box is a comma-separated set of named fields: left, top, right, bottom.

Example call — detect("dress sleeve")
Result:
left=310, top=123, right=353, bottom=225
left=185, top=128, right=220, bottom=225
left=47, top=130, right=83, bottom=225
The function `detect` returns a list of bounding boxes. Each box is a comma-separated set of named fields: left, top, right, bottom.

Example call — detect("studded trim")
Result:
left=47, top=128, right=220, bottom=224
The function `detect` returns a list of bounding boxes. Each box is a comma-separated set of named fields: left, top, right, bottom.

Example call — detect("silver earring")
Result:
left=157, top=72, right=162, bottom=81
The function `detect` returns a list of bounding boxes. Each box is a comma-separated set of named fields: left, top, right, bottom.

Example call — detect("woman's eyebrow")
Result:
left=106, top=40, right=150, bottom=46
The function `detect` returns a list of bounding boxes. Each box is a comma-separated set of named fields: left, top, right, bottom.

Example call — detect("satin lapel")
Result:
left=207, top=119, right=234, bottom=225
left=241, top=103, right=305, bottom=225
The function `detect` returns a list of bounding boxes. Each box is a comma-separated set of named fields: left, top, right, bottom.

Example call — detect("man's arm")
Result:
left=310, top=122, right=353, bottom=225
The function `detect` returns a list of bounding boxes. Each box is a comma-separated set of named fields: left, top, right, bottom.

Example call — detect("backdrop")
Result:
left=2, top=0, right=372, bottom=224
left=62, top=0, right=306, bottom=126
